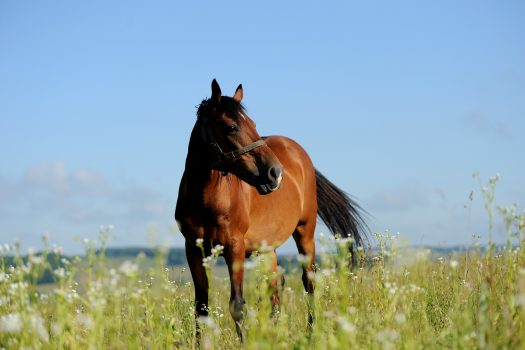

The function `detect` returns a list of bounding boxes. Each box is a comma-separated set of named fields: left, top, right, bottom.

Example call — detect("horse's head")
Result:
left=197, top=79, right=283, bottom=195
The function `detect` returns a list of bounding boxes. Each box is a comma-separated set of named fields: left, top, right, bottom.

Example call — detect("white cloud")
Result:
left=70, top=169, right=108, bottom=195
left=463, top=113, right=512, bottom=139
left=432, top=187, right=448, bottom=209
left=0, top=175, right=11, bottom=218
left=23, top=161, right=69, bottom=194
left=0, top=161, right=170, bottom=251
left=19, top=162, right=109, bottom=198
left=368, top=182, right=428, bottom=212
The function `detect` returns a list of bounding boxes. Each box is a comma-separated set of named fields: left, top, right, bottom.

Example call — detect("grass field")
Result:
left=1, top=178, right=524, bottom=349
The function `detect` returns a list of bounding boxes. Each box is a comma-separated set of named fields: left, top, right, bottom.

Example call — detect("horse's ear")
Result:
left=233, top=84, right=243, bottom=102
left=211, top=79, right=221, bottom=102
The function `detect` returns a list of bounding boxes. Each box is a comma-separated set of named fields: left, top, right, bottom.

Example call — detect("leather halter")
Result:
left=200, top=117, right=266, bottom=169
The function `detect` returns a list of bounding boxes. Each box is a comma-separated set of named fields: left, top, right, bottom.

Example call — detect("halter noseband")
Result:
left=200, top=118, right=266, bottom=169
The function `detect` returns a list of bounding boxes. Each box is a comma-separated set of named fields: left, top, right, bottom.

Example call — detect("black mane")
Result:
left=197, top=96, right=247, bottom=121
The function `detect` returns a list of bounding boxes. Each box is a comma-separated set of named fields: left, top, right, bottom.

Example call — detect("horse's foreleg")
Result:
left=185, top=241, right=209, bottom=340
left=225, top=238, right=246, bottom=341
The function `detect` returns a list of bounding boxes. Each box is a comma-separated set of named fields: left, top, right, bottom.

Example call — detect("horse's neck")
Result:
left=184, top=125, right=213, bottom=184
left=181, top=125, right=228, bottom=203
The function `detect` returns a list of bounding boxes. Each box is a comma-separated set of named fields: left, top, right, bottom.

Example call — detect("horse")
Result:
left=175, top=79, right=368, bottom=341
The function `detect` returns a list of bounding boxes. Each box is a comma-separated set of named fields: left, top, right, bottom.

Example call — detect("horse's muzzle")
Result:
left=255, top=165, right=283, bottom=195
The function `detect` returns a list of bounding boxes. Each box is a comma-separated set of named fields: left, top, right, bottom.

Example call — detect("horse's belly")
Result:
left=244, top=221, right=298, bottom=251
left=243, top=173, right=303, bottom=252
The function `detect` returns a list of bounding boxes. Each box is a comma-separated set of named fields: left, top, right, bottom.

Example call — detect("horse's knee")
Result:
left=229, top=298, right=245, bottom=321
left=302, top=270, right=315, bottom=294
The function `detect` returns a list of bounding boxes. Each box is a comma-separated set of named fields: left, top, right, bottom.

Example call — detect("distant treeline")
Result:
left=2, top=253, right=70, bottom=284
left=2, top=245, right=496, bottom=285
left=99, top=247, right=303, bottom=268
left=99, top=247, right=198, bottom=266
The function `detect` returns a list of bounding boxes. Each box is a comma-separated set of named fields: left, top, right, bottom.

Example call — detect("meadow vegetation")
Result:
left=1, top=175, right=524, bottom=349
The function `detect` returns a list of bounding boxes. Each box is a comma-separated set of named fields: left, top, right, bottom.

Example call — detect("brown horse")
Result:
left=175, top=80, right=367, bottom=340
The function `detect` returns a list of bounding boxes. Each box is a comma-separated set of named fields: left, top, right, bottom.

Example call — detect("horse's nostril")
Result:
left=268, top=166, right=283, bottom=182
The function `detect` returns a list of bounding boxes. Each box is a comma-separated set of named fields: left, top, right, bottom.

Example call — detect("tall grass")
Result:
left=1, top=176, right=524, bottom=349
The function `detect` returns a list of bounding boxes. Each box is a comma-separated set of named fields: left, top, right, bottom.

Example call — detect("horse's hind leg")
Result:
left=224, top=238, right=246, bottom=341
left=292, top=222, right=316, bottom=327
left=185, top=241, right=209, bottom=341
left=269, top=251, right=281, bottom=317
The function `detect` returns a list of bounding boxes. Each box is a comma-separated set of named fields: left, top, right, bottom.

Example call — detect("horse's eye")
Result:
left=225, top=124, right=238, bottom=134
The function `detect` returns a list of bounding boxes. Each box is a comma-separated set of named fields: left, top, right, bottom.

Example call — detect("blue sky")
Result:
left=1, top=1, right=524, bottom=253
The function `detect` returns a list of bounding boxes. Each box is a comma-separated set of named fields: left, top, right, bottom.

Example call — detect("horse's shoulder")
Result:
left=263, top=135, right=304, bottom=152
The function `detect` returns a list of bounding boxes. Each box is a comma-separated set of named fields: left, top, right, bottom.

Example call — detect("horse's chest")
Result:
left=176, top=178, right=250, bottom=243
left=176, top=203, right=247, bottom=244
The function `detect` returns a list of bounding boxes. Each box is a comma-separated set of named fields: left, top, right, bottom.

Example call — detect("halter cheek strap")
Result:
left=208, top=139, right=265, bottom=168
left=200, top=119, right=266, bottom=169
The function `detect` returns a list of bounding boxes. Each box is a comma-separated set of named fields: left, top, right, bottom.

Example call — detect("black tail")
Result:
left=315, top=169, right=368, bottom=265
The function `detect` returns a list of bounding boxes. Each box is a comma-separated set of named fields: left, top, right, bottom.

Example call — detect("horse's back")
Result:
left=244, top=136, right=317, bottom=251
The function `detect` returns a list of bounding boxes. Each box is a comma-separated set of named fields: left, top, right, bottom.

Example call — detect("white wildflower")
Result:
left=449, top=260, right=459, bottom=269
left=321, top=268, right=336, bottom=277
left=0, top=272, right=8, bottom=283
left=516, top=293, right=525, bottom=307
left=198, top=316, right=217, bottom=329
left=195, top=238, right=204, bottom=247
left=336, top=316, right=355, bottom=333
left=119, top=260, right=138, bottom=277
left=51, top=322, right=62, bottom=336
left=395, top=313, right=406, bottom=324
left=54, top=268, right=68, bottom=278
left=88, top=294, right=107, bottom=309
left=8, top=282, right=28, bottom=295
left=376, top=329, right=399, bottom=350
left=259, top=241, right=273, bottom=253
left=131, top=289, right=144, bottom=299
left=29, top=255, right=43, bottom=265
left=20, top=263, right=31, bottom=274
left=0, top=296, right=9, bottom=306
left=406, top=284, right=425, bottom=293
left=211, top=244, right=224, bottom=256
left=463, top=331, right=476, bottom=342
left=76, top=313, right=94, bottom=330
left=202, top=256, right=215, bottom=268
left=297, top=254, right=310, bottom=265
left=335, top=237, right=353, bottom=248
left=29, top=314, right=49, bottom=342
left=109, top=268, right=120, bottom=287
left=0, top=313, right=22, bottom=334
